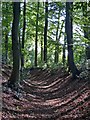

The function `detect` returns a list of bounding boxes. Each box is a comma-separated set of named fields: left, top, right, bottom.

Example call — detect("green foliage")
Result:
left=2, top=2, right=90, bottom=71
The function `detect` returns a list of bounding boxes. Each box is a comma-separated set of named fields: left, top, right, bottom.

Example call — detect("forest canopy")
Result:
left=2, top=2, right=90, bottom=84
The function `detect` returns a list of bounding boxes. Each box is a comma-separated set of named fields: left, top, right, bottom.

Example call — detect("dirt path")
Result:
left=1, top=65, right=90, bottom=120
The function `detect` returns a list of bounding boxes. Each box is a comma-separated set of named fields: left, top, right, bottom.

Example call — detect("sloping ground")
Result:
left=1, top=65, right=90, bottom=120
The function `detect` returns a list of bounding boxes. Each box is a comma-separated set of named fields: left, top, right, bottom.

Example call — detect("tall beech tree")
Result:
left=21, top=1, right=26, bottom=69
left=5, top=3, right=8, bottom=64
left=44, top=1, right=48, bottom=63
left=55, top=7, right=60, bottom=63
left=41, top=36, right=44, bottom=62
left=8, top=2, right=20, bottom=87
left=62, top=22, right=66, bottom=65
left=35, top=2, right=39, bottom=67
left=66, top=2, right=80, bottom=78
left=5, top=30, right=8, bottom=64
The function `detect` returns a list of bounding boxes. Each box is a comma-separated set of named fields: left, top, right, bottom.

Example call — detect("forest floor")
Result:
left=1, top=64, right=90, bottom=120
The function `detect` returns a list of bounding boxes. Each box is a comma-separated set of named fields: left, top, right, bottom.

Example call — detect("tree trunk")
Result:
left=44, top=0, right=48, bottom=63
left=66, top=2, right=80, bottom=78
left=41, top=38, right=44, bottom=62
left=62, top=33, right=66, bottom=65
left=21, top=1, right=26, bottom=69
left=55, top=8, right=60, bottom=63
left=5, top=33, right=8, bottom=64
left=8, top=2, right=20, bottom=88
left=35, top=2, right=39, bottom=67
left=5, top=3, right=8, bottom=64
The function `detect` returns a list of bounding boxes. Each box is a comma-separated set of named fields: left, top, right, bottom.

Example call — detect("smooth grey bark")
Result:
left=35, top=2, right=39, bottom=67
left=41, top=38, right=44, bottom=62
left=5, top=3, right=8, bottom=64
left=44, top=1, right=48, bottom=63
left=8, top=2, right=20, bottom=87
left=66, top=2, right=80, bottom=78
left=21, top=1, right=26, bottom=68
left=62, top=33, right=66, bottom=65
left=55, top=8, right=60, bottom=63
left=62, top=18, right=67, bottom=65
left=5, top=33, right=8, bottom=64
